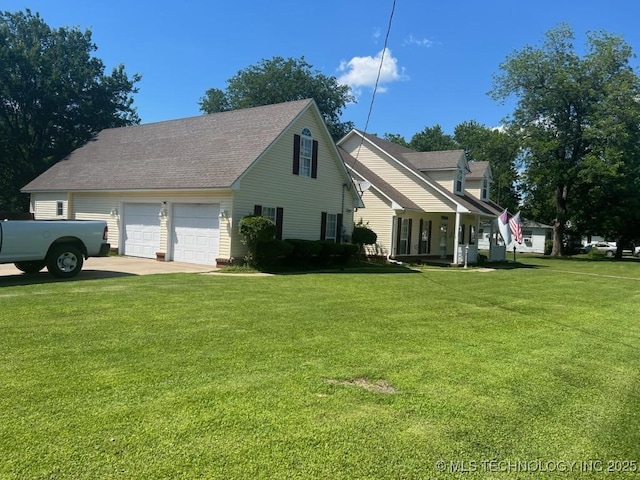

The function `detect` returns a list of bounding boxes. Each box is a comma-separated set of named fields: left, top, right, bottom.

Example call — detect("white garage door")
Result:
left=123, top=203, right=161, bottom=259
left=172, top=204, right=220, bottom=265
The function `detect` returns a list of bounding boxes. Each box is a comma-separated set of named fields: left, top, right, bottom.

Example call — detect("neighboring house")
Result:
left=338, top=131, right=505, bottom=264
left=22, top=99, right=361, bottom=266
left=478, top=218, right=552, bottom=254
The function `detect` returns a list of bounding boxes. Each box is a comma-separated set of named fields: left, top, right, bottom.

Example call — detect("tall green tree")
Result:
left=199, top=56, right=354, bottom=141
left=408, top=125, right=457, bottom=152
left=0, top=9, right=141, bottom=211
left=490, top=24, right=640, bottom=256
left=453, top=121, right=521, bottom=212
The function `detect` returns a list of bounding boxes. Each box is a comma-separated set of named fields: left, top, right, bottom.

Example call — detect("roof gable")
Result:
left=23, top=99, right=316, bottom=192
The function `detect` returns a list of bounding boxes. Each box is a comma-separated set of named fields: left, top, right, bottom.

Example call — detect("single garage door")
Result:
left=172, top=204, right=220, bottom=265
left=123, top=203, right=161, bottom=259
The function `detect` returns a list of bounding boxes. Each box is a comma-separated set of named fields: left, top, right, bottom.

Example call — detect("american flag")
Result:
left=509, top=211, right=523, bottom=244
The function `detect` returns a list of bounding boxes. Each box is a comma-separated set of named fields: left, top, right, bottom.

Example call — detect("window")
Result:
left=469, top=225, right=476, bottom=245
left=398, top=218, right=411, bottom=255
left=325, top=213, right=337, bottom=242
left=299, top=129, right=312, bottom=177
left=253, top=204, right=284, bottom=240
left=523, top=229, right=533, bottom=242
left=481, top=177, right=489, bottom=201
left=418, top=219, right=431, bottom=254
left=293, top=129, right=318, bottom=178
left=261, top=206, right=277, bottom=225
left=320, top=212, right=342, bottom=243
left=458, top=224, right=465, bottom=244
left=56, top=201, right=64, bottom=217
left=455, top=168, right=464, bottom=194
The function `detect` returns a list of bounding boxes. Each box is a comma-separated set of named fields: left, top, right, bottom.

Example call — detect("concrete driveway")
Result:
left=0, top=256, right=218, bottom=285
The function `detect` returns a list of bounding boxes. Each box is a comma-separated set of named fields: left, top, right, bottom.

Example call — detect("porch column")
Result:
left=453, top=212, right=461, bottom=264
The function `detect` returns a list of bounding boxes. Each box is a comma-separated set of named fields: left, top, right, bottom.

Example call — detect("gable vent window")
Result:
left=455, top=168, right=464, bottom=194
left=293, top=128, right=318, bottom=178
left=481, top=177, right=489, bottom=201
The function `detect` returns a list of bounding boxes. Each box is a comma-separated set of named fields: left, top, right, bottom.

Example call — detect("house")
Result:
left=22, top=99, right=362, bottom=266
left=337, top=130, right=505, bottom=264
left=478, top=218, right=552, bottom=254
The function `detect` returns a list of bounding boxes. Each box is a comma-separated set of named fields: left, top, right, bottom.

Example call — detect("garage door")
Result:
left=172, top=204, right=220, bottom=265
left=123, top=203, right=161, bottom=259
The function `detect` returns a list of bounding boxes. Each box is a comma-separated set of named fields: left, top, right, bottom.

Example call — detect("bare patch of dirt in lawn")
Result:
left=325, top=377, right=398, bottom=394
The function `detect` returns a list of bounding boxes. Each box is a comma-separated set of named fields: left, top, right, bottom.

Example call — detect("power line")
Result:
left=352, top=0, right=397, bottom=168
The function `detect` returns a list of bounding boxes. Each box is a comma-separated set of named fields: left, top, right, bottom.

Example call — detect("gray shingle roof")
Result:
left=23, top=99, right=315, bottom=192
left=467, top=161, right=490, bottom=179
left=401, top=150, right=467, bottom=171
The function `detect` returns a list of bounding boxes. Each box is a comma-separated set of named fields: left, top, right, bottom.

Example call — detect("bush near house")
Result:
left=253, top=239, right=358, bottom=270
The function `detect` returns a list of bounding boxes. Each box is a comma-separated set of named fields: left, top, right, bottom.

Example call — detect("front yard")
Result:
left=1, top=257, right=638, bottom=478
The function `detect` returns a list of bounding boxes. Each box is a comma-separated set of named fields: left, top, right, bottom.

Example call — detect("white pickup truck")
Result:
left=0, top=220, right=110, bottom=278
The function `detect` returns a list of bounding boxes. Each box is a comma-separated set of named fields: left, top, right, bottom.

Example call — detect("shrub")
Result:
left=255, top=240, right=294, bottom=269
left=284, top=239, right=323, bottom=266
left=238, top=215, right=276, bottom=265
left=319, top=241, right=358, bottom=266
left=544, top=240, right=553, bottom=255
left=587, top=248, right=607, bottom=259
left=352, top=223, right=378, bottom=260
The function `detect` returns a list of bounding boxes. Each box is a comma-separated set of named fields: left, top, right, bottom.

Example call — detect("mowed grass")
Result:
left=0, top=257, right=639, bottom=479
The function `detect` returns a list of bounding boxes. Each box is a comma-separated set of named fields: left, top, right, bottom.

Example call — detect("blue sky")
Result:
left=4, top=0, right=640, bottom=140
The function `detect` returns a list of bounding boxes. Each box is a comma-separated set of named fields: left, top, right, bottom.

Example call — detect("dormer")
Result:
left=402, top=149, right=470, bottom=195
left=466, top=161, right=493, bottom=202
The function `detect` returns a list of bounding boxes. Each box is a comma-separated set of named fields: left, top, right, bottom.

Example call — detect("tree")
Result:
left=198, top=56, right=354, bottom=141
left=453, top=121, right=521, bottom=213
left=0, top=10, right=141, bottom=211
left=408, top=125, right=457, bottom=152
left=490, top=24, right=640, bottom=256
left=382, top=133, right=409, bottom=147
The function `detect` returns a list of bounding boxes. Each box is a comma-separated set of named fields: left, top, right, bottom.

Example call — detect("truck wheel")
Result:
left=14, top=261, right=46, bottom=274
left=46, top=245, right=84, bottom=278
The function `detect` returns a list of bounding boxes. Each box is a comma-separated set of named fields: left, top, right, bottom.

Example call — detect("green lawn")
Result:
left=1, top=257, right=639, bottom=479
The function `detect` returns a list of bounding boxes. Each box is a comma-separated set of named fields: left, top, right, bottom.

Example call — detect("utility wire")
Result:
left=352, top=0, right=397, bottom=170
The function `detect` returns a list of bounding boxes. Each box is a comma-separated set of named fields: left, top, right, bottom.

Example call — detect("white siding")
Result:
left=70, top=191, right=232, bottom=258
left=31, top=193, right=68, bottom=219
left=340, top=135, right=456, bottom=213
left=231, top=109, right=356, bottom=259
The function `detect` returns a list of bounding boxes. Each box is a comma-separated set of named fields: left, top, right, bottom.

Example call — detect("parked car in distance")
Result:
left=581, top=241, right=617, bottom=257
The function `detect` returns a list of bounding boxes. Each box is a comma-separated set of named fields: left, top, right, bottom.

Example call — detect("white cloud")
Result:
left=402, top=35, right=436, bottom=48
left=337, top=48, right=406, bottom=96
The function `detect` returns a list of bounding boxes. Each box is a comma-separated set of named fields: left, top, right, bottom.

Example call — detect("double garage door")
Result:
left=123, top=203, right=220, bottom=265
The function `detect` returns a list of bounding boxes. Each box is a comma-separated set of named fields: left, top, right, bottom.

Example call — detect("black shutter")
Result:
left=407, top=219, right=413, bottom=255
left=427, top=220, right=432, bottom=254
left=293, top=134, right=300, bottom=175
left=320, top=212, right=327, bottom=240
left=276, top=207, right=284, bottom=240
left=336, top=213, right=343, bottom=244
left=253, top=205, right=262, bottom=216
left=311, top=140, right=318, bottom=178
left=418, top=219, right=424, bottom=254
left=395, top=217, right=402, bottom=256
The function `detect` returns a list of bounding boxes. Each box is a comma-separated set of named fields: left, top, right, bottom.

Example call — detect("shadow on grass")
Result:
left=481, top=261, right=543, bottom=270
left=259, top=261, right=421, bottom=275
left=0, top=270, right=136, bottom=288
